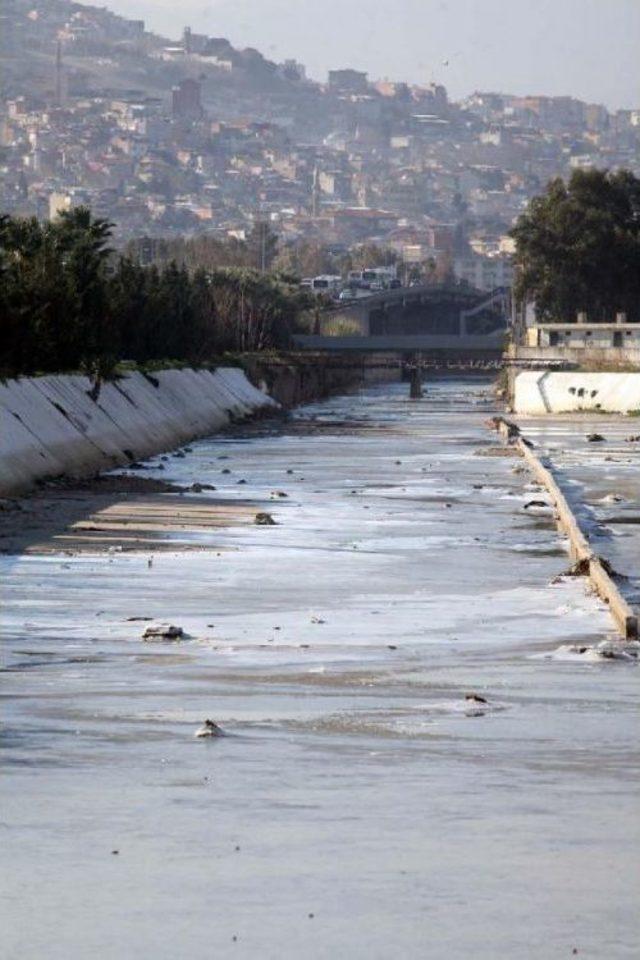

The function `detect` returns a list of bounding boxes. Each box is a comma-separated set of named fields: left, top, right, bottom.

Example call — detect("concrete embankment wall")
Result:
left=0, top=367, right=278, bottom=496
left=514, top=371, right=640, bottom=414
left=242, top=352, right=398, bottom=408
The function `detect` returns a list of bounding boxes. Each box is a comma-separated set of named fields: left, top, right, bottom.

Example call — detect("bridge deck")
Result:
left=293, top=334, right=504, bottom=352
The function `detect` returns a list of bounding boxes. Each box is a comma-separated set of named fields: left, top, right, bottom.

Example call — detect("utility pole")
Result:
left=55, top=40, right=65, bottom=106
left=311, top=166, right=320, bottom=218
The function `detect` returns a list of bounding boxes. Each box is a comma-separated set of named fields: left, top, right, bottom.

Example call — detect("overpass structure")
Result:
left=293, top=285, right=509, bottom=364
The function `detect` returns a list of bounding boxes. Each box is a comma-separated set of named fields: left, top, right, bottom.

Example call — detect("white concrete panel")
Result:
left=514, top=371, right=640, bottom=415
left=0, top=368, right=277, bottom=495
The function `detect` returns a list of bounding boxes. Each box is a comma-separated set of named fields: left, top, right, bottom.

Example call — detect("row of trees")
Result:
left=0, top=209, right=315, bottom=379
left=133, top=232, right=450, bottom=287
left=129, top=229, right=402, bottom=279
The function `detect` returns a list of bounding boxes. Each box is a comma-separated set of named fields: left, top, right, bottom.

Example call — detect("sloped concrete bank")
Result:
left=511, top=370, right=640, bottom=414
left=0, top=367, right=278, bottom=497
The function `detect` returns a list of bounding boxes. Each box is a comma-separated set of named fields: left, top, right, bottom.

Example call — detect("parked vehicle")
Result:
left=310, top=275, right=342, bottom=295
left=348, top=266, right=398, bottom=289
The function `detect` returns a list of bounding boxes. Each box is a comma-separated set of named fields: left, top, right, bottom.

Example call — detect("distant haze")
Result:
left=107, top=0, right=640, bottom=110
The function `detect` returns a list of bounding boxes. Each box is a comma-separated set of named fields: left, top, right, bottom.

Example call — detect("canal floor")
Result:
left=1, top=379, right=638, bottom=960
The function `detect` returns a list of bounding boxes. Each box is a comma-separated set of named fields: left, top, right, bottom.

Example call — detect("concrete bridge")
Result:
left=293, top=285, right=509, bottom=362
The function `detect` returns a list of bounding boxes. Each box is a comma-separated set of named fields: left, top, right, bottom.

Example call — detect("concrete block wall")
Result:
left=514, top=371, right=640, bottom=414
left=0, top=368, right=278, bottom=496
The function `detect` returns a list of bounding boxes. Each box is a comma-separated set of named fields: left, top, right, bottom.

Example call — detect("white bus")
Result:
left=310, top=275, right=342, bottom=295
left=347, top=266, right=398, bottom=288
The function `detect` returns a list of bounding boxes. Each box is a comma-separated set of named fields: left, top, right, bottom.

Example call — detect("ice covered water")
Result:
left=1, top=379, right=638, bottom=959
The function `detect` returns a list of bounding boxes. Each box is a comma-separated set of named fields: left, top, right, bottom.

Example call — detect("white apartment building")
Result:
left=454, top=255, right=513, bottom=291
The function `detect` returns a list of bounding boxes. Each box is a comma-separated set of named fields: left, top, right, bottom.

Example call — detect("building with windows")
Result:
left=454, top=254, right=513, bottom=291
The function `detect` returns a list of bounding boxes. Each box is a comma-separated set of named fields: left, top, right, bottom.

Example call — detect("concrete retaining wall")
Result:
left=514, top=371, right=640, bottom=414
left=0, top=368, right=278, bottom=496
left=508, top=344, right=640, bottom=368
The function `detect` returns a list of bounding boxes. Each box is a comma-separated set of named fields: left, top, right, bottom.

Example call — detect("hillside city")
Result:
left=2, top=0, right=639, bottom=293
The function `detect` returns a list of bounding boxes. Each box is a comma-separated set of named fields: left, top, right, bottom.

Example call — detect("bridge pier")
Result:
left=409, top=365, right=423, bottom=400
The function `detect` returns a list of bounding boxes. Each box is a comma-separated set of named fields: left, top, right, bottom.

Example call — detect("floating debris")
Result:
left=142, top=624, right=185, bottom=642
left=195, top=719, right=224, bottom=738
left=545, top=641, right=639, bottom=662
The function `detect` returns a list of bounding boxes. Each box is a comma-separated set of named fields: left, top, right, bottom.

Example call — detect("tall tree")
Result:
left=510, top=168, right=640, bottom=322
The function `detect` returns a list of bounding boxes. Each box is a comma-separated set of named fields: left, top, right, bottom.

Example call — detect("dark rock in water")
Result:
left=142, top=624, right=185, bottom=641
left=567, top=557, right=590, bottom=576
left=0, top=499, right=22, bottom=512
left=237, top=479, right=247, bottom=485
left=272, top=491, right=288, bottom=498
left=625, top=435, right=640, bottom=443
left=128, top=462, right=146, bottom=470
left=524, top=499, right=548, bottom=509
left=221, top=468, right=231, bottom=474
left=126, top=616, right=153, bottom=622
left=184, top=447, right=193, bottom=453
left=286, top=469, right=294, bottom=474
left=587, top=433, right=605, bottom=442
left=191, top=483, right=203, bottom=493
left=195, top=719, right=224, bottom=738
left=173, top=451, right=186, bottom=458
left=465, top=693, right=488, bottom=704
left=255, top=512, right=276, bottom=526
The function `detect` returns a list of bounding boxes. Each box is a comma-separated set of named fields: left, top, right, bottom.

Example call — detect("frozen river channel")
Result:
left=1, top=379, right=638, bottom=959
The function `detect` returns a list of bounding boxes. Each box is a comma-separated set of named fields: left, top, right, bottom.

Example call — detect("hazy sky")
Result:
left=109, top=0, right=640, bottom=109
